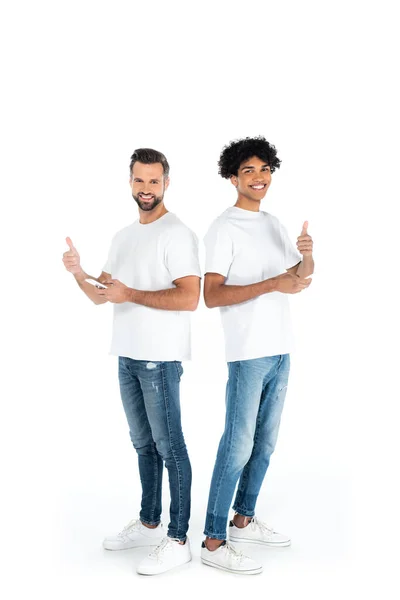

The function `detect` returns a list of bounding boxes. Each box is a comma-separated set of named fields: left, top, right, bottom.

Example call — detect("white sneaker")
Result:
left=103, top=519, right=164, bottom=550
left=136, top=536, right=192, bottom=575
left=201, top=540, right=263, bottom=575
left=229, top=516, right=291, bottom=547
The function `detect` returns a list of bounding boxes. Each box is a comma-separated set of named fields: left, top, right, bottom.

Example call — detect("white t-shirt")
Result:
left=204, top=207, right=302, bottom=362
left=103, top=212, right=201, bottom=361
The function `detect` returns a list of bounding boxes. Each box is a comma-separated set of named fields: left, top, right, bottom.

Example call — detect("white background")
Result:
left=1, top=0, right=399, bottom=598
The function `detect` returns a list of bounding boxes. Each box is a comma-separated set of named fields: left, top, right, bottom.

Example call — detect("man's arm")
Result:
left=286, top=221, right=315, bottom=279
left=204, top=271, right=311, bottom=308
left=128, top=275, right=200, bottom=311
left=75, top=270, right=110, bottom=305
left=99, top=275, right=201, bottom=311
left=204, top=273, right=275, bottom=308
left=62, top=237, right=109, bottom=305
left=287, top=256, right=314, bottom=279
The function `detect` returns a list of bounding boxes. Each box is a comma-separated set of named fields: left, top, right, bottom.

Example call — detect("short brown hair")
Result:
left=129, top=148, right=170, bottom=177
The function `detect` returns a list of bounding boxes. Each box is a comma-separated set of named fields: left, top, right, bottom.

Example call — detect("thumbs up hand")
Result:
left=296, top=221, right=313, bottom=256
left=62, top=237, right=83, bottom=276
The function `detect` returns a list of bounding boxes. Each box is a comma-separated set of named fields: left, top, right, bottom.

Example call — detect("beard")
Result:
left=132, top=193, right=164, bottom=212
left=133, top=193, right=163, bottom=211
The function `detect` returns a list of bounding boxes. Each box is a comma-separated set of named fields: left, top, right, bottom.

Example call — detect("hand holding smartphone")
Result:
left=85, top=278, right=108, bottom=289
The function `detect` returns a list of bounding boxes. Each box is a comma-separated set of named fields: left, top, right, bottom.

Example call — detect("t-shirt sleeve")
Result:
left=204, top=221, right=233, bottom=277
left=165, top=227, right=201, bottom=282
left=280, top=223, right=302, bottom=270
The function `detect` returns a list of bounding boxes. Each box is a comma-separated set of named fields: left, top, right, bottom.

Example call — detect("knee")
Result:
left=132, top=437, right=157, bottom=456
left=264, top=432, right=279, bottom=457
left=232, top=441, right=253, bottom=471
left=220, top=434, right=253, bottom=472
left=156, top=438, right=189, bottom=462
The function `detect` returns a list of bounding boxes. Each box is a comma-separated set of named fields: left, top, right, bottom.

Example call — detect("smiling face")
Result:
left=130, top=162, right=169, bottom=212
left=231, top=155, right=272, bottom=207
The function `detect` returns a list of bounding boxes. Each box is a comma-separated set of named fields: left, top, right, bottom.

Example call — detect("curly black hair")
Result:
left=218, top=136, right=281, bottom=179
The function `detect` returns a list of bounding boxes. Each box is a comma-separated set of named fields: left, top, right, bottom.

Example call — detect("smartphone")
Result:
left=85, top=278, right=108, bottom=289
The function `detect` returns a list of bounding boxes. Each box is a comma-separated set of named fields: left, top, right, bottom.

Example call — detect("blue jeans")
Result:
left=118, top=357, right=191, bottom=541
left=204, top=354, right=290, bottom=540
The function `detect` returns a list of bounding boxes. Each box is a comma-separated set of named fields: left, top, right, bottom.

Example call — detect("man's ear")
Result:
left=230, top=175, right=238, bottom=188
left=164, top=176, right=170, bottom=190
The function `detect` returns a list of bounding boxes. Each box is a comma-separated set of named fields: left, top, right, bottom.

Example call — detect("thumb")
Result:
left=66, top=236, right=76, bottom=252
left=301, top=221, right=309, bottom=236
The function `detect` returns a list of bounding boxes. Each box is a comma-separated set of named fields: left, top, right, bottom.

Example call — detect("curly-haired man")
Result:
left=201, top=136, right=314, bottom=574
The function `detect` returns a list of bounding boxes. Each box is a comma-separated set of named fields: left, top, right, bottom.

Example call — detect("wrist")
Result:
left=265, top=277, right=278, bottom=293
left=126, top=287, right=137, bottom=303
left=74, top=269, right=86, bottom=284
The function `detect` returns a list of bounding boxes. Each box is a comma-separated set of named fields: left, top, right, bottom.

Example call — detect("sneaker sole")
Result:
left=137, top=556, right=192, bottom=575
left=201, top=557, right=263, bottom=575
left=229, top=536, right=291, bottom=547
left=103, top=540, right=162, bottom=551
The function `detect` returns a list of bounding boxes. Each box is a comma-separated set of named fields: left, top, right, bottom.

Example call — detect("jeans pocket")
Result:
left=174, top=361, right=184, bottom=381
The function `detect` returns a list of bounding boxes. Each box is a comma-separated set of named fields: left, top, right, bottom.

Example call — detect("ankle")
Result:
left=141, top=521, right=158, bottom=529
left=205, top=537, right=224, bottom=551
left=233, top=514, right=252, bottom=528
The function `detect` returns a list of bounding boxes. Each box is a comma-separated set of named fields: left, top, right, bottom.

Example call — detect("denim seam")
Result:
left=161, top=362, right=184, bottom=539
left=140, top=517, right=161, bottom=527
left=262, top=360, right=280, bottom=389
left=208, top=362, right=240, bottom=536
left=149, top=443, right=159, bottom=522
left=121, top=358, right=160, bottom=525
left=140, top=372, right=160, bottom=525
left=234, top=385, right=263, bottom=513
left=203, top=527, right=227, bottom=541
left=118, top=356, right=128, bottom=380
left=234, top=356, right=290, bottom=516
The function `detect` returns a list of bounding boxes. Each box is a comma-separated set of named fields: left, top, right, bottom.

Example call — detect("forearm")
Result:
left=126, top=286, right=198, bottom=311
left=296, top=255, right=314, bottom=279
left=205, top=278, right=277, bottom=308
left=74, top=270, right=108, bottom=305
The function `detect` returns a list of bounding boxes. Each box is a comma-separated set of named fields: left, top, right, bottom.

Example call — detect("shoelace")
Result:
left=250, top=516, right=276, bottom=535
left=224, top=542, right=245, bottom=564
left=149, top=537, right=180, bottom=562
left=118, top=518, right=140, bottom=537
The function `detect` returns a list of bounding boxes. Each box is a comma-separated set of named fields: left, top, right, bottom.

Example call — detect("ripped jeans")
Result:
left=118, top=357, right=191, bottom=541
left=204, top=354, right=290, bottom=540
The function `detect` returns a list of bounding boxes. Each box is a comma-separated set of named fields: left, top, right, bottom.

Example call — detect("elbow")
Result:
left=204, top=294, right=217, bottom=309
left=187, top=294, right=200, bottom=312
left=92, top=297, right=108, bottom=306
